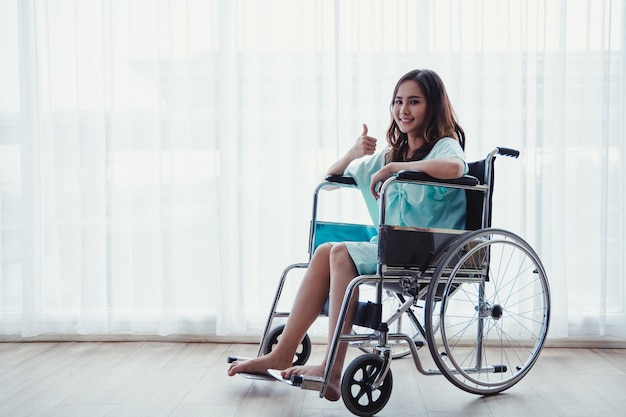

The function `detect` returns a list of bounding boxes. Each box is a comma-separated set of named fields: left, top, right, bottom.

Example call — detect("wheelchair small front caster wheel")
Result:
left=262, top=325, right=311, bottom=366
left=341, top=353, right=393, bottom=417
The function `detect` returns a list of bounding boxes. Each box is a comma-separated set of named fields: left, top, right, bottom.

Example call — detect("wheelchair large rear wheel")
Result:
left=425, top=228, right=550, bottom=395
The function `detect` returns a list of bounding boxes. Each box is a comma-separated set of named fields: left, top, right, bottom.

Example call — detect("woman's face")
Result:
left=392, top=80, right=428, bottom=138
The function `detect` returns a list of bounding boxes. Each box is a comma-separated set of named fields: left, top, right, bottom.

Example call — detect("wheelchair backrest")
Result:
left=312, top=221, right=377, bottom=251
left=465, top=158, right=492, bottom=230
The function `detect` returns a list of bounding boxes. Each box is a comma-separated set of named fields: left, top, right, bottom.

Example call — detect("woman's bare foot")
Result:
left=281, top=364, right=341, bottom=401
left=227, top=352, right=293, bottom=377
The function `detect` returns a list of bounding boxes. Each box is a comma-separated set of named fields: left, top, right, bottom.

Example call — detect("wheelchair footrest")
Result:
left=239, top=372, right=277, bottom=382
left=291, top=374, right=324, bottom=391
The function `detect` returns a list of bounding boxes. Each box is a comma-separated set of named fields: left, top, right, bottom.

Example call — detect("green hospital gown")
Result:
left=341, top=137, right=468, bottom=275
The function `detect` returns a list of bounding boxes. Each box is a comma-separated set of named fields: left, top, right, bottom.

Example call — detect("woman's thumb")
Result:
left=361, top=123, right=368, bottom=136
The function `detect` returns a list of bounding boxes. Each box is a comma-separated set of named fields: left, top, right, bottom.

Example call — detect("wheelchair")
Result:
left=229, top=147, right=551, bottom=417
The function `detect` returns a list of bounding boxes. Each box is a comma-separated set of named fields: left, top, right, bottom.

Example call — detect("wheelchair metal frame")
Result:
left=237, top=147, right=551, bottom=417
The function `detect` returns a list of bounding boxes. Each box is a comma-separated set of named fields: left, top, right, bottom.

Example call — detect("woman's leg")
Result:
left=281, top=243, right=359, bottom=401
left=227, top=243, right=333, bottom=376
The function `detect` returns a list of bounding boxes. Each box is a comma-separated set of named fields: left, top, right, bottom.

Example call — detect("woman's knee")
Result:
left=309, top=243, right=333, bottom=271
left=329, top=242, right=348, bottom=258
left=312, top=243, right=332, bottom=259
left=329, top=243, right=356, bottom=272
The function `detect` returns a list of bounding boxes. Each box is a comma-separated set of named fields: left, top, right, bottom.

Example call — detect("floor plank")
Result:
left=0, top=342, right=624, bottom=417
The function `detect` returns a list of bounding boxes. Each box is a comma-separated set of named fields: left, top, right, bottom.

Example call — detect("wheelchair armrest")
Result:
left=324, top=175, right=357, bottom=186
left=324, top=173, right=480, bottom=188
left=396, top=171, right=480, bottom=186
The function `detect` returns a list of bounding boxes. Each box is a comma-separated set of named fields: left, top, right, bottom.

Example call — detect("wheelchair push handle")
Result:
left=496, top=147, right=520, bottom=158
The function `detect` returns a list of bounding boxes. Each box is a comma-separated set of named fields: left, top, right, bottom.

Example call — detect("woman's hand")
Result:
left=326, top=124, right=377, bottom=177
left=348, top=124, right=377, bottom=160
left=369, top=164, right=394, bottom=199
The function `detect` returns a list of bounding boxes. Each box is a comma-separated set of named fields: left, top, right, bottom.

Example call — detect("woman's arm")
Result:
left=389, top=158, right=465, bottom=179
left=369, top=157, right=465, bottom=198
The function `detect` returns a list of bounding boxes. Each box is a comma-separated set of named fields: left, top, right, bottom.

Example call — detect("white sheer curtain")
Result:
left=0, top=0, right=624, bottom=341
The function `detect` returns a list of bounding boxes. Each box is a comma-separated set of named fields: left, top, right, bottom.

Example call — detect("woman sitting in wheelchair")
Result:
left=228, top=68, right=467, bottom=402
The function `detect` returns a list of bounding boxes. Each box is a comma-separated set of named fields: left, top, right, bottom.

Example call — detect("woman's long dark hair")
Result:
left=386, top=69, right=465, bottom=163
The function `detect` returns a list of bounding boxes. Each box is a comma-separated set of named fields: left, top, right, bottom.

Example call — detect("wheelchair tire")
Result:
left=262, top=325, right=311, bottom=366
left=425, top=228, right=550, bottom=395
left=341, top=354, right=393, bottom=417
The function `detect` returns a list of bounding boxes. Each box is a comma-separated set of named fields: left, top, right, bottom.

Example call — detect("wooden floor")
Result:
left=0, top=342, right=625, bottom=417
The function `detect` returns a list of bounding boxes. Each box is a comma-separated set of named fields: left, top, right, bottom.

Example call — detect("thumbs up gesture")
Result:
left=350, top=124, right=377, bottom=159
left=325, top=124, right=379, bottom=177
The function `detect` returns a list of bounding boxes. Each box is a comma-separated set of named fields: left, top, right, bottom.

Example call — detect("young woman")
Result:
left=228, top=69, right=467, bottom=402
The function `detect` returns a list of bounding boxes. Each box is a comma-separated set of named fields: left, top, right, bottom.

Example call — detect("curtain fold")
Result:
left=0, top=0, right=624, bottom=341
